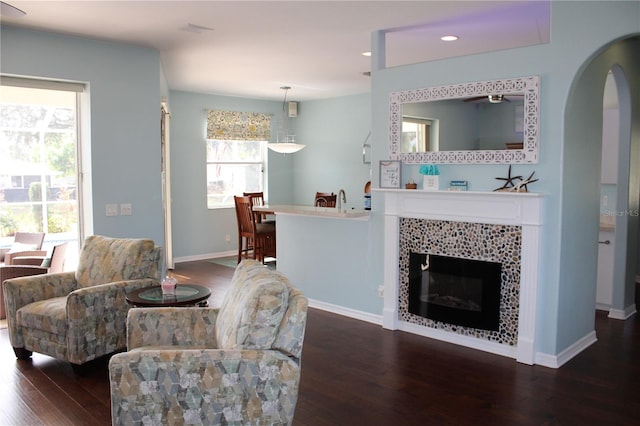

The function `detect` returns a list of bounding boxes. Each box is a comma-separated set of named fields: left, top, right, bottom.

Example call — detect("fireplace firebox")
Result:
left=408, top=252, right=501, bottom=331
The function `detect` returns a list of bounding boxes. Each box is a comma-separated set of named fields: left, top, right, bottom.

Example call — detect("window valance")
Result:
left=206, top=109, right=271, bottom=141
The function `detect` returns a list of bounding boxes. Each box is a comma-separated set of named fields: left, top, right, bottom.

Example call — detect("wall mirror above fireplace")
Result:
left=389, top=75, right=540, bottom=164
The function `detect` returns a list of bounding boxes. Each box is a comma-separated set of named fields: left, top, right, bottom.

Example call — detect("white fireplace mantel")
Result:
left=375, top=189, right=544, bottom=364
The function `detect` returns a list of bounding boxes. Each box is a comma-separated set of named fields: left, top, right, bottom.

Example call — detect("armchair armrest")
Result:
left=126, top=307, right=219, bottom=350
left=3, top=271, right=78, bottom=347
left=65, top=278, right=157, bottom=364
left=109, top=349, right=301, bottom=425
left=3, top=271, right=77, bottom=313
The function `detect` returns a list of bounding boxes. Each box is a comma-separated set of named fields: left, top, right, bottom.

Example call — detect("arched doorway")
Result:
left=607, top=64, right=636, bottom=319
left=596, top=65, right=635, bottom=319
left=560, top=35, right=639, bottom=346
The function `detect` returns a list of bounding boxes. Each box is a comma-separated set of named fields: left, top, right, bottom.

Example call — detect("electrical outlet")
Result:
left=106, top=204, right=118, bottom=216
left=377, top=285, right=384, bottom=298
left=120, top=203, right=132, bottom=216
left=225, top=234, right=231, bottom=243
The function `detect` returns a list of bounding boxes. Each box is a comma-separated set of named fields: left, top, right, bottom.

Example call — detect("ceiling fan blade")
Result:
left=464, top=93, right=523, bottom=103
left=463, top=96, right=487, bottom=103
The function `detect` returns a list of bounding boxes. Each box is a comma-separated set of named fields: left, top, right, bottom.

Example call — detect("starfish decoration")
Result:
left=494, top=167, right=538, bottom=192
left=511, top=171, right=539, bottom=192
left=494, top=165, right=522, bottom=191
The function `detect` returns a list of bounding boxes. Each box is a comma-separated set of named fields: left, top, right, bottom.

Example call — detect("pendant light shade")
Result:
left=267, top=142, right=306, bottom=154
left=268, top=86, right=305, bottom=154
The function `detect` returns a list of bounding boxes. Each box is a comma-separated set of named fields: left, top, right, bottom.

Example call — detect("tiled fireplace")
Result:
left=377, top=189, right=543, bottom=364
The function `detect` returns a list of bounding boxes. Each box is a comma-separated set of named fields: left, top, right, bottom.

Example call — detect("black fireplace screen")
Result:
left=408, top=252, right=501, bottom=331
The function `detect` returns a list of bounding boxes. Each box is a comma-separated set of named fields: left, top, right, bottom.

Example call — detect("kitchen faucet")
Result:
left=338, top=189, right=347, bottom=210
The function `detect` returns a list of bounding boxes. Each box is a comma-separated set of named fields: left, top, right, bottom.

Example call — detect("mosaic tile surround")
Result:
left=399, top=218, right=522, bottom=346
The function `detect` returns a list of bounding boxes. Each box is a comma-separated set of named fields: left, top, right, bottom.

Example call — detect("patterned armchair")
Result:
left=109, top=259, right=308, bottom=425
left=2, top=235, right=162, bottom=369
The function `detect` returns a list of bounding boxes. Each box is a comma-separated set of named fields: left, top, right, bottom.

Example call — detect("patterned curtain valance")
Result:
left=206, top=109, right=271, bottom=141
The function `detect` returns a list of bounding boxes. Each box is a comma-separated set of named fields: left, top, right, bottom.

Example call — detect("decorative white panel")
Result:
left=389, top=75, right=540, bottom=164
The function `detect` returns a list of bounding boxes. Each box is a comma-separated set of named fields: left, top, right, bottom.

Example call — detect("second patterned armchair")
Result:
left=3, top=235, right=162, bottom=370
left=109, top=259, right=308, bottom=425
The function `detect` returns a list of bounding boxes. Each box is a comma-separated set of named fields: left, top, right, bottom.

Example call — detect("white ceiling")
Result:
left=1, top=1, right=550, bottom=101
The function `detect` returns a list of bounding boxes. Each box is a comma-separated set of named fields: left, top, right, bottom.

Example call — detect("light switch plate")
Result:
left=120, top=203, right=132, bottom=216
left=106, top=204, right=118, bottom=216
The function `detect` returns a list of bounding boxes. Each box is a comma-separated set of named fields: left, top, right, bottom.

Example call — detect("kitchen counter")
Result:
left=253, top=204, right=377, bottom=314
left=254, top=204, right=370, bottom=220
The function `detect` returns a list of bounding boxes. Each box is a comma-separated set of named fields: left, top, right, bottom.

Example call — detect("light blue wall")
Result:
left=167, top=91, right=372, bottom=261
left=370, top=1, right=640, bottom=356
left=293, top=94, right=372, bottom=209
left=0, top=26, right=164, bottom=245
left=276, top=214, right=378, bottom=315
left=168, top=90, right=294, bottom=260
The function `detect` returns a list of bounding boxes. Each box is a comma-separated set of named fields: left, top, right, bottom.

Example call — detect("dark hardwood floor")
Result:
left=1, top=260, right=638, bottom=425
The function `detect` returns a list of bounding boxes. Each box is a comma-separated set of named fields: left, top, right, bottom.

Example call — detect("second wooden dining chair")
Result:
left=314, top=192, right=337, bottom=207
left=243, top=191, right=274, bottom=224
left=234, top=196, right=276, bottom=263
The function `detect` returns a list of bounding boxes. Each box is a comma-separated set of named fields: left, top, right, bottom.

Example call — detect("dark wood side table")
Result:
left=126, top=284, right=211, bottom=307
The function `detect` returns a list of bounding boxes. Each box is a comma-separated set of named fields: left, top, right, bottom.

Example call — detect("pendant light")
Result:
left=268, top=86, right=305, bottom=154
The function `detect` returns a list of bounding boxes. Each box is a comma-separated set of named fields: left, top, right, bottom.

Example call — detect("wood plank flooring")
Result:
left=1, top=260, right=638, bottom=425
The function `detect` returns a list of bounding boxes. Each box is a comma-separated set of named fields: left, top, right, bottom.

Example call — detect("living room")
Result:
left=1, top=2, right=639, bottom=421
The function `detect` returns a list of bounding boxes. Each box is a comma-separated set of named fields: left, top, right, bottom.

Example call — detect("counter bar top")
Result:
left=254, top=204, right=369, bottom=219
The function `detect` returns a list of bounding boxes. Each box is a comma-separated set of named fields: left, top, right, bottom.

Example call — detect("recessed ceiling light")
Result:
left=362, top=51, right=372, bottom=57
left=440, top=35, right=459, bottom=42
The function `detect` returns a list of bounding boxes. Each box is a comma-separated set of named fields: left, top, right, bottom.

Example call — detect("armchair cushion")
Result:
left=75, top=235, right=158, bottom=288
left=18, top=296, right=68, bottom=359
left=215, top=262, right=290, bottom=350
left=17, top=296, right=67, bottom=335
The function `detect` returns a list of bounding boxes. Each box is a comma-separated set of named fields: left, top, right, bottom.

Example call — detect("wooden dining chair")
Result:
left=314, top=192, right=337, bottom=207
left=234, top=196, right=276, bottom=263
left=243, top=191, right=274, bottom=224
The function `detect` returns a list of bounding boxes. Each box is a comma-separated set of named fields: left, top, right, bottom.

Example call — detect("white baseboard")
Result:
left=535, top=330, right=597, bottom=368
left=173, top=250, right=236, bottom=265
left=609, top=304, right=637, bottom=320
left=308, top=299, right=383, bottom=326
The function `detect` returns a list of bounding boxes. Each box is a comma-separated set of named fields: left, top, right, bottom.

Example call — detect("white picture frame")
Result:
left=380, top=160, right=402, bottom=189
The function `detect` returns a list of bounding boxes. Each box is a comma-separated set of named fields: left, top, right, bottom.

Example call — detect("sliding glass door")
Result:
left=0, top=78, right=85, bottom=266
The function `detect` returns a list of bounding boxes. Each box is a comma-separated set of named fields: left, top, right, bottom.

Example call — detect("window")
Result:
left=205, top=109, right=271, bottom=209
left=206, top=139, right=265, bottom=209
left=0, top=77, right=84, bottom=259
left=402, top=117, right=434, bottom=153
